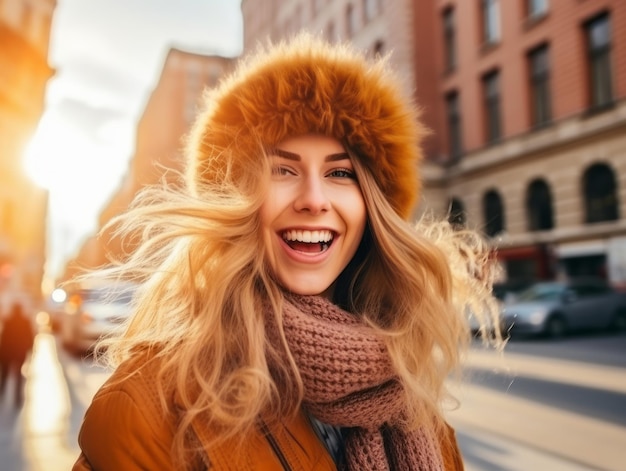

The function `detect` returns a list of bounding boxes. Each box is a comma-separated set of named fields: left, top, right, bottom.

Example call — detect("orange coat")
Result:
left=73, top=357, right=465, bottom=470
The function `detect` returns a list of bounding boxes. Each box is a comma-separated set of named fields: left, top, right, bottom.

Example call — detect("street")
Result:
left=448, top=332, right=626, bottom=471
left=0, top=330, right=109, bottom=471
left=0, top=329, right=624, bottom=470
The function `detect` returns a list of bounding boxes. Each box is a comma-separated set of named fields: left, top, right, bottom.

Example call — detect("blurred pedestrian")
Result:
left=73, top=32, right=502, bottom=470
left=0, top=303, right=35, bottom=407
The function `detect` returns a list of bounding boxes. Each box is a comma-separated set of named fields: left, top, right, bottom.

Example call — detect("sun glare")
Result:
left=24, top=114, right=77, bottom=191
left=24, top=107, right=137, bottom=279
left=25, top=112, right=131, bottom=200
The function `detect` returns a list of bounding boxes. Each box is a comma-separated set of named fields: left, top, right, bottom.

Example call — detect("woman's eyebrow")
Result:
left=272, top=148, right=300, bottom=160
left=272, top=148, right=350, bottom=162
left=325, top=152, right=350, bottom=162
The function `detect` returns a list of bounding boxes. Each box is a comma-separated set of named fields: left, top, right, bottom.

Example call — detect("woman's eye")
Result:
left=328, top=168, right=356, bottom=179
left=272, top=166, right=293, bottom=176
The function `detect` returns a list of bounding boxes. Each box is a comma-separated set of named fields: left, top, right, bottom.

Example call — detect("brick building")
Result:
left=422, top=0, right=626, bottom=286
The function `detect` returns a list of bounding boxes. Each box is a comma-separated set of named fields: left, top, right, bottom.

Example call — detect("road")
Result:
left=0, top=329, right=624, bottom=470
left=447, top=333, right=626, bottom=471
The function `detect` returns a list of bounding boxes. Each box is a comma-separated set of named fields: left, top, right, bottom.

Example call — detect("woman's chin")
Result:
left=280, top=280, right=334, bottom=299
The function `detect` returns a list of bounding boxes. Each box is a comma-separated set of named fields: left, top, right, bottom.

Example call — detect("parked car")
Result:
left=60, top=282, right=137, bottom=354
left=492, top=279, right=535, bottom=305
left=468, top=280, right=534, bottom=336
left=501, top=278, right=626, bottom=338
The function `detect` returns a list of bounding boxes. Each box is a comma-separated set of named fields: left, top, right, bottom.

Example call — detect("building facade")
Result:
left=62, top=48, right=235, bottom=279
left=0, top=0, right=56, bottom=307
left=243, top=0, right=415, bottom=91
left=242, top=0, right=626, bottom=288
left=424, top=0, right=626, bottom=287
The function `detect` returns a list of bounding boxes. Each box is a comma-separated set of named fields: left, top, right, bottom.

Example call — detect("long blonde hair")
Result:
left=79, top=141, right=501, bottom=465
left=343, top=153, right=502, bottom=429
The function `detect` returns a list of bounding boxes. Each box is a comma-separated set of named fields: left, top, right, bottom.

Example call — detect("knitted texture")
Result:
left=185, top=32, right=424, bottom=220
left=268, top=294, right=444, bottom=470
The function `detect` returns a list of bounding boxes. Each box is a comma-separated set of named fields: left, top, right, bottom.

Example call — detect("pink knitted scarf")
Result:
left=269, top=294, right=444, bottom=470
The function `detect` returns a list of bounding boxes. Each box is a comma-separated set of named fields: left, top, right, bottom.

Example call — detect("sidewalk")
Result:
left=0, top=392, right=23, bottom=471
left=463, top=347, right=626, bottom=394
left=0, top=333, right=77, bottom=471
left=447, top=348, right=626, bottom=471
left=455, top=424, right=600, bottom=471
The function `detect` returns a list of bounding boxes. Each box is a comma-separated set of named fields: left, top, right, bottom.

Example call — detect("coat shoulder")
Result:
left=74, top=355, right=177, bottom=470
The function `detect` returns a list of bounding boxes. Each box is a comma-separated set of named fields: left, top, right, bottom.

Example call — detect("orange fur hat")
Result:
left=185, top=32, right=424, bottom=219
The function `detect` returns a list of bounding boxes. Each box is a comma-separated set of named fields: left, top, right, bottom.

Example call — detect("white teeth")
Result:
left=283, top=230, right=333, bottom=243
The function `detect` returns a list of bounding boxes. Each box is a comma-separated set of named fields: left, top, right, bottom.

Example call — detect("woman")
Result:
left=72, top=33, right=501, bottom=470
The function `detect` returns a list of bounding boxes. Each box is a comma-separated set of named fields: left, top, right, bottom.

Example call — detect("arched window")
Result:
left=364, top=0, right=380, bottom=21
left=526, top=178, right=554, bottom=230
left=313, top=0, right=324, bottom=15
left=583, top=163, right=619, bottom=223
left=483, top=189, right=505, bottom=236
left=448, top=197, right=466, bottom=228
left=373, top=39, right=384, bottom=57
left=346, top=4, right=357, bottom=38
left=326, top=21, right=335, bottom=42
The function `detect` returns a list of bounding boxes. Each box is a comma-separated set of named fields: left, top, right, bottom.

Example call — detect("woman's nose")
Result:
left=293, top=176, right=331, bottom=214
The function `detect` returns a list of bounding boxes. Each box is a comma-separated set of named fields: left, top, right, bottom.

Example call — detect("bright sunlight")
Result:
left=23, top=107, right=134, bottom=280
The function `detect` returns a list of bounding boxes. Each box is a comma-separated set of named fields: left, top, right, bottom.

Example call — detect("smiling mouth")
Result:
left=282, top=229, right=334, bottom=253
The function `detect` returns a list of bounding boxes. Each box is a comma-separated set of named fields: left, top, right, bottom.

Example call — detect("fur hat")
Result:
left=185, top=32, right=424, bottom=219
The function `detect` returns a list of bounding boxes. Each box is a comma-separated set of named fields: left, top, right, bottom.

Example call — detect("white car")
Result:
left=60, top=283, right=136, bottom=354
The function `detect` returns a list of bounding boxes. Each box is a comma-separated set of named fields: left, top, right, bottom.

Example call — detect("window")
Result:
left=443, top=8, right=456, bottom=71
left=364, top=0, right=379, bottom=21
left=185, top=61, right=202, bottom=124
left=21, top=2, right=34, bottom=31
left=372, top=39, right=384, bottom=57
left=483, top=190, right=505, bottom=237
left=482, top=71, right=501, bottom=143
left=448, top=198, right=466, bottom=228
left=294, top=4, right=302, bottom=31
left=313, top=0, right=324, bottom=14
left=481, top=0, right=500, bottom=45
left=346, top=4, right=357, bottom=38
left=528, top=44, right=551, bottom=126
left=583, top=163, right=619, bottom=223
left=40, top=12, right=52, bottom=50
left=527, top=0, right=548, bottom=18
left=206, top=64, right=223, bottom=88
left=326, top=21, right=335, bottom=42
left=585, top=13, right=613, bottom=109
left=572, top=280, right=610, bottom=297
left=526, top=179, right=554, bottom=231
left=446, top=91, right=463, bottom=160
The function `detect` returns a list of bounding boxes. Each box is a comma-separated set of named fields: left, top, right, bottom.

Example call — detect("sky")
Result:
left=24, top=0, right=243, bottom=283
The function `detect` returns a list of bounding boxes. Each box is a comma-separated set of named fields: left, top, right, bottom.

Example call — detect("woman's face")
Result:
left=260, top=133, right=367, bottom=297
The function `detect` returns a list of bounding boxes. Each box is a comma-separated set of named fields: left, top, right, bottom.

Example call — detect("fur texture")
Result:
left=185, top=32, right=425, bottom=219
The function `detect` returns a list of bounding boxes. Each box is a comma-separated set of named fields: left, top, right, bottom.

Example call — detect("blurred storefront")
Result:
left=496, top=244, right=555, bottom=282
left=556, top=240, right=608, bottom=279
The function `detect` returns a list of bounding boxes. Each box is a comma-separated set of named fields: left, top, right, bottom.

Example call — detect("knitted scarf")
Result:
left=267, top=294, right=444, bottom=471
